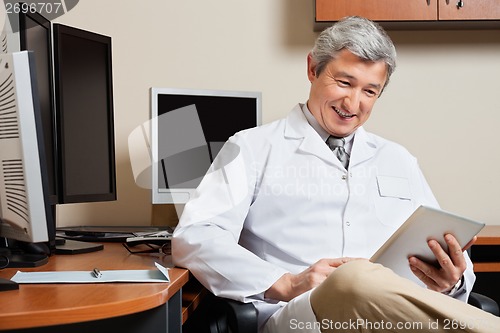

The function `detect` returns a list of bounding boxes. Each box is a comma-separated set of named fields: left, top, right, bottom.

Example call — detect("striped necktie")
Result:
left=326, top=136, right=350, bottom=169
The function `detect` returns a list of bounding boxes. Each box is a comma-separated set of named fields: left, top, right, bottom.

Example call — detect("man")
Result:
left=173, top=16, right=499, bottom=332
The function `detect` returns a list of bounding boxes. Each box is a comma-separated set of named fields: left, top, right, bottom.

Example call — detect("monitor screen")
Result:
left=19, top=10, right=58, bottom=205
left=151, top=88, right=261, bottom=204
left=53, top=24, right=116, bottom=204
left=0, top=51, right=53, bottom=267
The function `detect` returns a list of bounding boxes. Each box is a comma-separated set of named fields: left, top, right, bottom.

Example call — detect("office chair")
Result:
left=208, top=297, right=258, bottom=333
left=208, top=292, right=498, bottom=333
left=468, top=292, right=499, bottom=315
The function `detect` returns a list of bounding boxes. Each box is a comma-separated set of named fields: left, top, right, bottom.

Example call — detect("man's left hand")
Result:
left=408, top=234, right=476, bottom=293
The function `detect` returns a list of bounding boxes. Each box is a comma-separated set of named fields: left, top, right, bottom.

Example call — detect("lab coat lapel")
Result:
left=349, top=127, right=377, bottom=167
left=284, top=105, right=340, bottom=166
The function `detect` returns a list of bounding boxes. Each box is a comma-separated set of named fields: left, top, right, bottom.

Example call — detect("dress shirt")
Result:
left=301, top=103, right=354, bottom=155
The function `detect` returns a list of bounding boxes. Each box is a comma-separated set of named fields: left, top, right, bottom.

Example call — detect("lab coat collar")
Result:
left=350, top=126, right=377, bottom=168
left=284, top=104, right=377, bottom=169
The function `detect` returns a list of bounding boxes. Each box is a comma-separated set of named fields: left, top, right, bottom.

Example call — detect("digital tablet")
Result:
left=370, top=205, right=485, bottom=286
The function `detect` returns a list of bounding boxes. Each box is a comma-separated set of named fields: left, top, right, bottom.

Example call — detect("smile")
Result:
left=333, top=106, right=355, bottom=119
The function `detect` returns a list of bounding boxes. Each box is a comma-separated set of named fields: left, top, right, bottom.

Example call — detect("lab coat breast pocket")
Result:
left=374, top=175, right=414, bottom=227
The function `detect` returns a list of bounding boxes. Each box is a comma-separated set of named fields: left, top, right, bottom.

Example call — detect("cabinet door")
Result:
left=439, top=0, right=500, bottom=20
left=315, top=0, right=437, bottom=22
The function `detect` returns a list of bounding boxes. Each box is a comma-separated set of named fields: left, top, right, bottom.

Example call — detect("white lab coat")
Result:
left=172, top=104, right=475, bottom=326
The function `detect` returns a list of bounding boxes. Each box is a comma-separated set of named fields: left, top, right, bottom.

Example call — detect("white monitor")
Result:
left=0, top=51, right=53, bottom=247
left=151, top=88, right=261, bottom=204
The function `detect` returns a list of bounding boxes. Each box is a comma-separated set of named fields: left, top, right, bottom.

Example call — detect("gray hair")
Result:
left=311, top=16, right=397, bottom=91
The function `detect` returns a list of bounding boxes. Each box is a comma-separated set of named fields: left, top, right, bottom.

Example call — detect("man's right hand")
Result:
left=264, top=258, right=356, bottom=302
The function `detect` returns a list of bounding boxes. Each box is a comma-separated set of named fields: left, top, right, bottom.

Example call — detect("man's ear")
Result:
left=307, top=53, right=317, bottom=82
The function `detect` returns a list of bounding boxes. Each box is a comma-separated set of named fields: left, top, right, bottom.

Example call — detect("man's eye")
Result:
left=365, top=90, right=377, bottom=97
left=336, top=80, right=350, bottom=87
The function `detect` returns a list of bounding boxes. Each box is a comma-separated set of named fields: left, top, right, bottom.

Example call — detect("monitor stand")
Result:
left=0, top=249, right=49, bottom=268
left=50, top=207, right=104, bottom=255
left=55, top=238, right=104, bottom=255
left=0, top=242, right=49, bottom=268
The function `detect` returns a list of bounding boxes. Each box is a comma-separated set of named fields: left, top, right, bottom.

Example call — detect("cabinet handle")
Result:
left=445, top=0, right=464, bottom=8
left=427, top=0, right=431, bottom=5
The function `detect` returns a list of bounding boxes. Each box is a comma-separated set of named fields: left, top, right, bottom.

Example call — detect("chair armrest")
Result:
left=468, top=292, right=499, bottom=316
left=209, top=297, right=258, bottom=333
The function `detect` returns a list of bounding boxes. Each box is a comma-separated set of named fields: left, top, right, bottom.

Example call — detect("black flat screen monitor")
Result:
left=53, top=24, right=116, bottom=204
left=19, top=10, right=58, bottom=205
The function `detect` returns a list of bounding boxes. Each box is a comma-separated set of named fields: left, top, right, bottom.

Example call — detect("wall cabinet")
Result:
left=439, top=1, right=500, bottom=20
left=315, top=0, right=500, bottom=30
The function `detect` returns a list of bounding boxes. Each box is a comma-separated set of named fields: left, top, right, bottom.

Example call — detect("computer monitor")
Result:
left=53, top=23, right=116, bottom=204
left=1, top=14, right=115, bottom=254
left=1, top=26, right=8, bottom=54
left=151, top=88, right=261, bottom=204
left=19, top=10, right=58, bottom=205
left=0, top=51, right=54, bottom=267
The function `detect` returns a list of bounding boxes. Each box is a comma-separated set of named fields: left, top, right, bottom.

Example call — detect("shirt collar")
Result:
left=301, top=103, right=355, bottom=147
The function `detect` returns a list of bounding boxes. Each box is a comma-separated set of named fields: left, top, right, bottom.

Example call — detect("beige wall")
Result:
left=53, top=0, right=500, bottom=227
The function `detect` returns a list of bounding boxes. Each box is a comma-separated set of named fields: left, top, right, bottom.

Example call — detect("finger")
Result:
left=409, top=257, right=440, bottom=290
left=427, top=239, right=465, bottom=291
left=324, top=257, right=360, bottom=268
left=409, top=253, right=455, bottom=292
left=340, top=257, right=365, bottom=263
left=428, top=239, right=455, bottom=270
left=302, top=265, right=333, bottom=287
left=444, top=234, right=466, bottom=267
left=320, top=258, right=344, bottom=268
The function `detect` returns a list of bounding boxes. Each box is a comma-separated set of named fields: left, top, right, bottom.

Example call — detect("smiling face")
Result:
left=306, top=49, right=388, bottom=138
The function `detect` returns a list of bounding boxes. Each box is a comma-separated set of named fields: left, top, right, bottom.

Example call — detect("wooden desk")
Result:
left=473, top=225, right=500, bottom=273
left=471, top=225, right=500, bottom=309
left=0, top=243, right=192, bottom=333
left=476, top=226, right=500, bottom=246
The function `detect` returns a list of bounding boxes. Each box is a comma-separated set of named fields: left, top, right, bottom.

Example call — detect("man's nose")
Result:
left=342, top=89, right=361, bottom=113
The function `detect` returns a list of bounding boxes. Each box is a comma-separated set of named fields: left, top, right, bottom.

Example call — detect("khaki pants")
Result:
left=310, top=260, right=500, bottom=332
